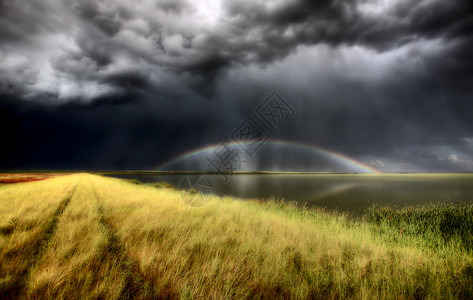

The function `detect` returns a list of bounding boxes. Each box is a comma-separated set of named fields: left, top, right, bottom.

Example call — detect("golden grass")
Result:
left=1, top=174, right=472, bottom=299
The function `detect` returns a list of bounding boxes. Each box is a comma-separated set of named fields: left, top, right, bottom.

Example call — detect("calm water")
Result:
left=106, top=173, right=473, bottom=215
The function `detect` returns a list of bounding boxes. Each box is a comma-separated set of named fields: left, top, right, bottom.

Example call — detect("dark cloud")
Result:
left=0, top=0, right=471, bottom=101
left=0, top=94, right=226, bottom=169
left=156, top=0, right=190, bottom=14
left=0, top=0, right=472, bottom=171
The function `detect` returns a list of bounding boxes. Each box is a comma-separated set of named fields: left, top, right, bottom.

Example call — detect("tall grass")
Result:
left=0, top=176, right=79, bottom=297
left=0, top=174, right=472, bottom=299
left=366, top=202, right=473, bottom=252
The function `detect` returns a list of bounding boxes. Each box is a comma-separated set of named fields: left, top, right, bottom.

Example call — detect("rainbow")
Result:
left=156, top=140, right=382, bottom=173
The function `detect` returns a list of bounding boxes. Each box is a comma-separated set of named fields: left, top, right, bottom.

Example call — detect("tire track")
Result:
left=88, top=179, right=152, bottom=299
left=0, top=181, right=78, bottom=299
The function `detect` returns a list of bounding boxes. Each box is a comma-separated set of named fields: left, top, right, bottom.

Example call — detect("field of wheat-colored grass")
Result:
left=1, top=173, right=472, bottom=299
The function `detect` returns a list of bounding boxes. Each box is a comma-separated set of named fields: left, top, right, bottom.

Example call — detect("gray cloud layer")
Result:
left=0, top=0, right=471, bottom=102
left=1, top=0, right=472, bottom=171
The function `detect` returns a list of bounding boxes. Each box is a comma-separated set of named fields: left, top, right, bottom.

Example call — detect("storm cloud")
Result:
left=1, top=0, right=472, bottom=171
left=1, top=0, right=472, bottom=101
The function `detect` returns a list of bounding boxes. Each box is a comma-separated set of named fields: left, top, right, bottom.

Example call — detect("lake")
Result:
left=105, top=173, right=473, bottom=215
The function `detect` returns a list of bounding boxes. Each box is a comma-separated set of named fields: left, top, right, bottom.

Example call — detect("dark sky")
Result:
left=1, top=0, right=472, bottom=172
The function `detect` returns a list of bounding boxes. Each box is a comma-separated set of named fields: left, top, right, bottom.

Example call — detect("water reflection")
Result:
left=106, top=174, right=473, bottom=215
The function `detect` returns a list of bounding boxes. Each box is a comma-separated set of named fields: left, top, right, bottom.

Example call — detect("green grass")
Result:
left=366, top=202, right=473, bottom=252
left=1, top=174, right=472, bottom=299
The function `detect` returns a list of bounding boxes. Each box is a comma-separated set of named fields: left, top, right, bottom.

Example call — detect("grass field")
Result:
left=1, top=174, right=472, bottom=299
